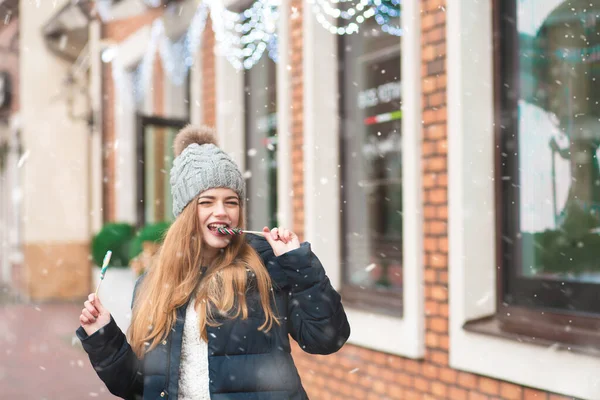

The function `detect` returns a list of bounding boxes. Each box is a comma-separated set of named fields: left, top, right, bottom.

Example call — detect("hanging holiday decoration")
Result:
left=128, top=0, right=279, bottom=97
left=100, top=0, right=278, bottom=84
left=373, top=0, right=402, bottom=36
left=130, top=0, right=278, bottom=96
left=105, top=0, right=400, bottom=93
left=308, top=0, right=402, bottom=36
left=206, top=0, right=279, bottom=70
left=132, top=1, right=210, bottom=100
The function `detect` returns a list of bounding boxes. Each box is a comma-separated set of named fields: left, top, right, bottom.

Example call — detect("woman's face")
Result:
left=197, top=188, right=241, bottom=259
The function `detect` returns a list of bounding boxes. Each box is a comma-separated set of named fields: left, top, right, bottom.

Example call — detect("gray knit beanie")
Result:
left=170, top=125, right=245, bottom=217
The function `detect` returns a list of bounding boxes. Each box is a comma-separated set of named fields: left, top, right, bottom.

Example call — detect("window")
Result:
left=305, top=0, right=422, bottom=357
left=134, top=62, right=191, bottom=226
left=496, top=0, right=600, bottom=346
left=136, top=115, right=188, bottom=226
left=448, top=1, right=600, bottom=397
left=338, top=1, right=402, bottom=316
left=244, top=54, right=278, bottom=230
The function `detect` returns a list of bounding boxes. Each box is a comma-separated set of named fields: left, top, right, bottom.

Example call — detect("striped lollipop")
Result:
left=217, top=227, right=265, bottom=236
left=94, top=250, right=113, bottom=296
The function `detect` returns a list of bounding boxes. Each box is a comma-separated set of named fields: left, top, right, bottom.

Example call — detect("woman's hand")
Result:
left=263, top=226, right=300, bottom=256
left=79, top=293, right=111, bottom=336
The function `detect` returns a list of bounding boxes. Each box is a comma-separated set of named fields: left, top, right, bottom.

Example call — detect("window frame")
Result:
left=465, top=0, right=600, bottom=352
left=135, top=114, right=188, bottom=227
left=337, top=28, right=404, bottom=316
left=302, top=0, right=424, bottom=358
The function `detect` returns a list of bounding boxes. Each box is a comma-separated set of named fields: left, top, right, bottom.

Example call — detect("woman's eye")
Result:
left=227, top=202, right=239, bottom=206
left=199, top=201, right=211, bottom=205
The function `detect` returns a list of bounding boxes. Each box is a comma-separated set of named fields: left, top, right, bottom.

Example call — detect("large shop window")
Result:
left=244, top=53, right=278, bottom=230
left=495, top=0, right=600, bottom=348
left=338, top=1, right=402, bottom=316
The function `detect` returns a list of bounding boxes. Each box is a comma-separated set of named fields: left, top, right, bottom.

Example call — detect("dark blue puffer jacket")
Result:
left=76, top=235, right=350, bottom=400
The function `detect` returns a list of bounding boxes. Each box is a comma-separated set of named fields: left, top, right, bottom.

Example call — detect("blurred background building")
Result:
left=1, top=0, right=600, bottom=398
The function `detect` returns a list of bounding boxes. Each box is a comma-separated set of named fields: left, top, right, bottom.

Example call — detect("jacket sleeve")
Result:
left=275, top=242, right=351, bottom=355
left=75, top=276, right=145, bottom=399
left=76, top=319, right=143, bottom=399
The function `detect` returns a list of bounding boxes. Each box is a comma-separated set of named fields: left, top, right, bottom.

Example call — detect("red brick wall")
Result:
left=202, top=18, right=216, bottom=128
left=103, top=9, right=163, bottom=42
left=289, top=0, right=304, bottom=240
left=153, top=56, right=166, bottom=219
left=153, top=55, right=165, bottom=117
left=421, top=0, right=450, bottom=381
left=101, top=61, right=116, bottom=222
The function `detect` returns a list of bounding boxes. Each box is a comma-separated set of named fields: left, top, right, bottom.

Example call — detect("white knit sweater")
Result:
left=178, top=299, right=211, bottom=400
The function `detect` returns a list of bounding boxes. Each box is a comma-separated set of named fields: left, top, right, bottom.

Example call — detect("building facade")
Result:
left=5, top=0, right=600, bottom=398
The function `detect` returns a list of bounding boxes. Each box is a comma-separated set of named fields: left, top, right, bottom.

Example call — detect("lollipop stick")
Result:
left=242, top=230, right=265, bottom=236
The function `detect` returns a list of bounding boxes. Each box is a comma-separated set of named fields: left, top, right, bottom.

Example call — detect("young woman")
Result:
left=76, top=126, right=350, bottom=400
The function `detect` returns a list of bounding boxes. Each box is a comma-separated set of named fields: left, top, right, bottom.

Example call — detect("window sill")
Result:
left=346, top=306, right=423, bottom=358
left=463, top=312, right=600, bottom=358
left=341, top=282, right=421, bottom=358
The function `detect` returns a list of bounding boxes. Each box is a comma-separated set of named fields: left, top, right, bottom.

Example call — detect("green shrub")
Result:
left=91, top=222, right=136, bottom=268
left=129, top=221, right=171, bottom=260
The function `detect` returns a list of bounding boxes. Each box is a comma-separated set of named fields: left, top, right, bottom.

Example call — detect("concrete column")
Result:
left=19, top=0, right=91, bottom=301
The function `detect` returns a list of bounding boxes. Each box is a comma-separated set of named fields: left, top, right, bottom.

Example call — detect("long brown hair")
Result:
left=127, top=199, right=279, bottom=358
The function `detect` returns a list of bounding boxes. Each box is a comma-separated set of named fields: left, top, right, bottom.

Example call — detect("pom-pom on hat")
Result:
left=170, top=125, right=245, bottom=217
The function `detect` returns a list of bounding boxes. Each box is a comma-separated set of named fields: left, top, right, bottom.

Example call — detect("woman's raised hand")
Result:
left=79, top=293, right=111, bottom=336
left=263, top=226, right=300, bottom=257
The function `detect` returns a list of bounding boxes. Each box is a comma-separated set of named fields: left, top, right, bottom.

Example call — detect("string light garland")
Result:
left=102, top=0, right=400, bottom=90
left=308, top=0, right=402, bottom=36
left=207, top=0, right=279, bottom=70
left=373, top=0, right=402, bottom=36
left=100, top=0, right=278, bottom=79
left=132, top=2, right=210, bottom=100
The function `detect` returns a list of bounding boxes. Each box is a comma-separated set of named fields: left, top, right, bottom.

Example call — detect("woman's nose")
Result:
left=213, top=202, right=227, bottom=216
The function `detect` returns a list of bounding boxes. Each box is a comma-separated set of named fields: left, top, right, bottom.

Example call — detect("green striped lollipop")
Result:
left=216, top=227, right=265, bottom=236
left=94, top=250, right=113, bottom=296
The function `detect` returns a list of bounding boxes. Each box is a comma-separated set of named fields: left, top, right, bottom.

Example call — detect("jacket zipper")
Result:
left=165, top=336, right=171, bottom=397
